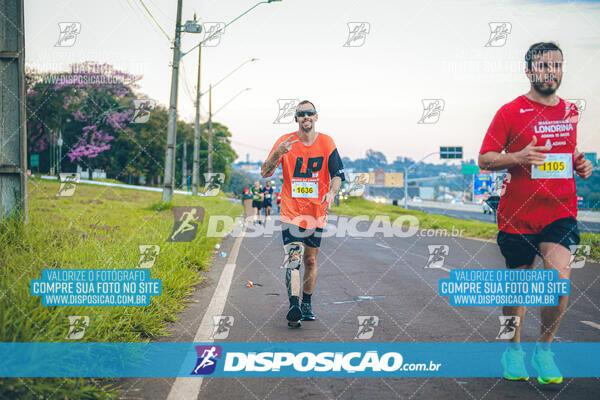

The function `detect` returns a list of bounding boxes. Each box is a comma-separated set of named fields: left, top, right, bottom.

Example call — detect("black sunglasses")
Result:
left=295, top=110, right=317, bottom=117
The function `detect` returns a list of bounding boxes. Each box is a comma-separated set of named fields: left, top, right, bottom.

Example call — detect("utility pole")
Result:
left=192, top=45, right=202, bottom=195
left=181, top=139, right=187, bottom=189
left=162, top=0, right=183, bottom=202
left=0, top=0, right=28, bottom=223
left=208, top=84, right=213, bottom=174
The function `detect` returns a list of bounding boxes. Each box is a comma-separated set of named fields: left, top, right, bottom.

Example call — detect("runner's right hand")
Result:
left=276, top=135, right=299, bottom=156
left=517, top=136, right=549, bottom=166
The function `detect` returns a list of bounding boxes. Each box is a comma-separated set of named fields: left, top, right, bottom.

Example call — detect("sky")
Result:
left=25, top=0, right=600, bottom=164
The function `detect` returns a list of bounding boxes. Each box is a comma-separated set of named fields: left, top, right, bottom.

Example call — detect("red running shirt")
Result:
left=480, top=95, right=579, bottom=234
left=265, top=132, right=345, bottom=229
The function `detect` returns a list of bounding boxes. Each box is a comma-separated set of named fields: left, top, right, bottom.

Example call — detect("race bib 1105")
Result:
left=531, top=153, right=573, bottom=179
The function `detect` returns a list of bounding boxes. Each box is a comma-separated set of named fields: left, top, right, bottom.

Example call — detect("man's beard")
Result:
left=532, top=76, right=561, bottom=95
left=300, top=120, right=313, bottom=132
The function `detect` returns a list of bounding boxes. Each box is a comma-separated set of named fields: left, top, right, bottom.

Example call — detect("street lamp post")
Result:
left=57, top=131, right=63, bottom=175
left=163, top=0, right=280, bottom=202
left=192, top=58, right=258, bottom=195
left=162, top=0, right=183, bottom=202
left=192, top=45, right=202, bottom=195
left=208, top=87, right=251, bottom=174
left=208, top=84, right=213, bottom=174
left=403, top=152, right=439, bottom=209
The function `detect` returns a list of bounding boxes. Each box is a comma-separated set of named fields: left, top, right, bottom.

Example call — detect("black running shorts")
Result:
left=281, top=222, right=323, bottom=248
left=497, top=217, right=580, bottom=268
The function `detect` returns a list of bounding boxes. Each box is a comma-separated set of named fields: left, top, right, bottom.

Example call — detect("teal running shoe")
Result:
left=531, top=345, right=563, bottom=384
left=501, top=347, right=529, bottom=381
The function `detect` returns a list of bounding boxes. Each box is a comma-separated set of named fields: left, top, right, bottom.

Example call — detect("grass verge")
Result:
left=332, top=197, right=600, bottom=260
left=0, top=179, right=241, bottom=399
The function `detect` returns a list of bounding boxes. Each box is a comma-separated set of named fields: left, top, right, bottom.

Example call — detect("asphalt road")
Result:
left=407, top=204, right=600, bottom=233
left=119, top=216, right=600, bottom=400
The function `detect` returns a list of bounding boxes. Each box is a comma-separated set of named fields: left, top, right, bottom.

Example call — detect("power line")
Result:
left=137, top=0, right=171, bottom=42
left=179, top=58, right=197, bottom=105
left=230, top=139, right=269, bottom=152
left=147, top=0, right=176, bottom=22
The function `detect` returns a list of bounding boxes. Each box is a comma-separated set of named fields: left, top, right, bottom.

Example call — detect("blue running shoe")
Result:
left=501, top=347, right=529, bottom=381
left=532, top=345, right=563, bottom=384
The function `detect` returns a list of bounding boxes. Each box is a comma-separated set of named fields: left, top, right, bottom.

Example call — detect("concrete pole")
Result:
left=0, top=0, right=28, bottom=223
left=181, top=139, right=187, bottom=189
left=192, top=45, right=201, bottom=195
left=161, top=0, right=183, bottom=202
left=208, top=84, right=213, bottom=174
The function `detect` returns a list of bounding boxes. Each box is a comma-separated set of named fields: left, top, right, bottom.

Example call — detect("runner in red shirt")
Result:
left=479, top=42, right=593, bottom=384
left=261, top=100, right=345, bottom=328
left=276, top=191, right=282, bottom=213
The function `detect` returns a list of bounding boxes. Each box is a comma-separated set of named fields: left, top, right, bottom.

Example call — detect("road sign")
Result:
left=440, top=146, right=463, bottom=159
left=384, top=172, right=404, bottom=187
left=30, top=154, right=39, bottom=167
left=461, top=164, right=479, bottom=174
left=473, top=172, right=494, bottom=200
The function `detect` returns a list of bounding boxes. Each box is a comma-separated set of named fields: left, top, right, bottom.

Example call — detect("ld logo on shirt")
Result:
left=293, top=157, right=323, bottom=178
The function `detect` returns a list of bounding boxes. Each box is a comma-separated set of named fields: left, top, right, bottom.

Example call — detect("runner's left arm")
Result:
left=322, top=147, right=346, bottom=211
left=574, top=148, right=593, bottom=179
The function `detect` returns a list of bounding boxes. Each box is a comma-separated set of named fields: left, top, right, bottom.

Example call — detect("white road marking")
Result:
left=166, top=226, right=245, bottom=400
left=376, top=243, right=391, bottom=249
left=581, top=320, right=600, bottom=330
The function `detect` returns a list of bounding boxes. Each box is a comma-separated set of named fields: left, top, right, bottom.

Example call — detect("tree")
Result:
left=366, top=149, right=387, bottom=168
left=57, top=62, right=140, bottom=179
left=26, top=62, right=141, bottom=178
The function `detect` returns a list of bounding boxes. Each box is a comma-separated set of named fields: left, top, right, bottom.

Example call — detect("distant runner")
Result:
left=262, top=180, right=274, bottom=223
left=276, top=191, right=282, bottom=213
left=251, top=181, right=264, bottom=225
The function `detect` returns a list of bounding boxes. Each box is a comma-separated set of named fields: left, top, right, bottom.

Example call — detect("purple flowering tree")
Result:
left=26, top=62, right=141, bottom=178
left=57, top=62, right=141, bottom=178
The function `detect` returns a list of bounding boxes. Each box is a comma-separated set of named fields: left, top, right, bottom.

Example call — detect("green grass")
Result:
left=0, top=180, right=241, bottom=399
left=581, top=232, right=600, bottom=260
left=332, top=197, right=498, bottom=240
left=332, top=197, right=600, bottom=260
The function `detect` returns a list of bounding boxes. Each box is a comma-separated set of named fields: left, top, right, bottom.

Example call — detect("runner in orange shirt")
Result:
left=261, top=100, right=345, bottom=328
